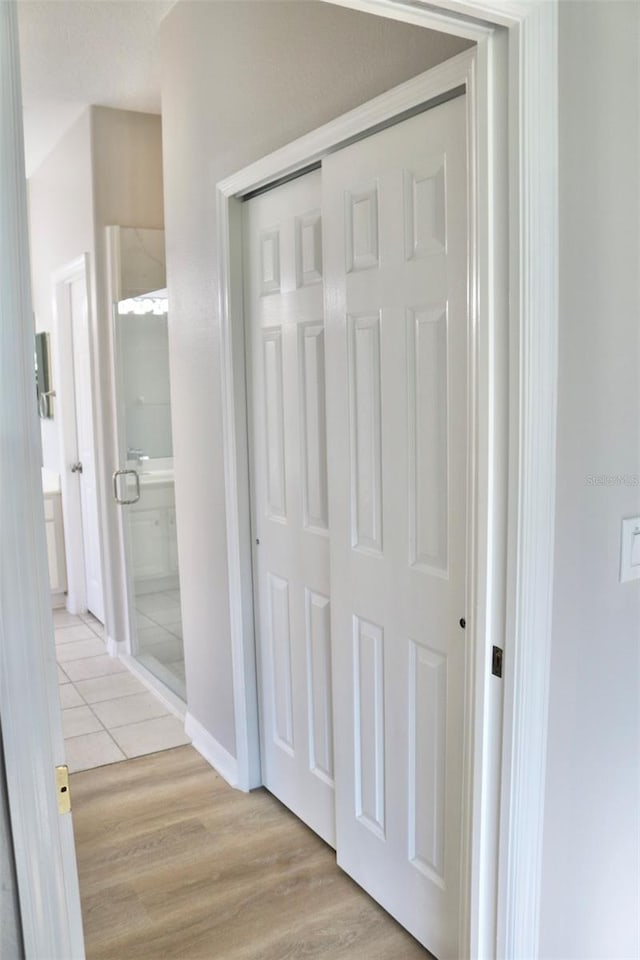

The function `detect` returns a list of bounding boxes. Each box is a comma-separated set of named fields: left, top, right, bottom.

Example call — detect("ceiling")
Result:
left=18, top=0, right=175, bottom=176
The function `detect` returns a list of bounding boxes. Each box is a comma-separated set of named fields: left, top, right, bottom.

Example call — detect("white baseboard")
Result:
left=104, top=634, right=119, bottom=657
left=185, top=712, right=241, bottom=790
left=65, top=592, right=83, bottom=616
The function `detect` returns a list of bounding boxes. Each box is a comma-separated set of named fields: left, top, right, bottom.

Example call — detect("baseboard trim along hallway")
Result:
left=184, top=711, right=239, bottom=788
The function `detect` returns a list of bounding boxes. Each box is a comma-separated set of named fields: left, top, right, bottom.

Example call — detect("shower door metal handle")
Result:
left=112, top=469, right=140, bottom=505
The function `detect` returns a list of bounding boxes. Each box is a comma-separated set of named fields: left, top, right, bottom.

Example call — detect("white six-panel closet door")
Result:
left=244, top=170, right=335, bottom=847
left=245, top=93, right=469, bottom=957
left=323, top=96, right=469, bottom=959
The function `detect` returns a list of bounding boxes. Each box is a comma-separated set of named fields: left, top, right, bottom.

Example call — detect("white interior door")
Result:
left=244, top=171, right=335, bottom=846
left=69, top=275, right=104, bottom=623
left=323, top=96, right=468, bottom=958
left=1, top=6, right=85, bottom=950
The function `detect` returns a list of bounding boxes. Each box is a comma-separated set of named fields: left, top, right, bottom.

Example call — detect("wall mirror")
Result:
left=115, top=290, right=173, bottom=463
left=110, top=227, right=172, bottom=468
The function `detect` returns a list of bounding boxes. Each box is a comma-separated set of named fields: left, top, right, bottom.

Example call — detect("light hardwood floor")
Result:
left=71, top=746, right=431, bottom=959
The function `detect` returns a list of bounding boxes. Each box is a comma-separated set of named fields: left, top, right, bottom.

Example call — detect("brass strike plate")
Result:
left=55, top=765, right=71, bottom=814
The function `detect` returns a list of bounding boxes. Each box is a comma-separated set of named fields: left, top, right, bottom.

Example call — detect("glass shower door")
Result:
left=112, top=292, right=186, bottom=701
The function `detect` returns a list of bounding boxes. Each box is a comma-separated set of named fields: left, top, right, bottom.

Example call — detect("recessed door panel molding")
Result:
left=349, top=312, right=383, bottom=555
left=407, top=304, right=449, bottom=575
left=263, top=327, right=287, bottom=521
left=408, top=638, right=447, bottom=887
left=260, top=228, right=281, bottom=296
left=354, top=614, right=386, bottom=839
left=346, top=182, right=379, bottom=273
left=268, top=572, right=294, bottom=752
left=404, top=157, right=447, bottom=260
left=296, top=211, right=323, bottom=288
left=305, top=589, right=333, bottom=783
left=244, top=170, right=335, bottom=847
left=299, top=321, right=328, bottom=533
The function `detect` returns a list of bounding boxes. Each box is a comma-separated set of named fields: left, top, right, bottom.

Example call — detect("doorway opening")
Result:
left=52, top=256, right=105, bottom=624
left=51, top=247, right=189, bottom=773
left=218, top=45, right=507, bottom=958
left=244, top=91, right=471, bottom=957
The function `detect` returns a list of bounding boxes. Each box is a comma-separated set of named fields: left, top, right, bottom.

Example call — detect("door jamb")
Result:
left=219, top=43, right=503, bottom=959
left=218, top=1, right=559, bottom=956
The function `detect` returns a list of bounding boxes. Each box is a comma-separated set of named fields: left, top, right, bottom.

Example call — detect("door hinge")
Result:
left=491, top=645, right=503, bottom=679
left=55, top=765, right=71, bottom=814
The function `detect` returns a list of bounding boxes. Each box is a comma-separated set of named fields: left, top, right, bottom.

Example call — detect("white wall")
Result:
left=540, top=3, right=640, bottom=957
left=159, top=0, right=472, bottom=757
left=28, top=110, right=94, bottom=475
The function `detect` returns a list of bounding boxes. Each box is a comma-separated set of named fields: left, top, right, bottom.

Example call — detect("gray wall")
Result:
left=160, top=0, right=472, bottom=757
left=540, top=2, right=640, bottom=956
left=1, top=724, right=23, bottom=959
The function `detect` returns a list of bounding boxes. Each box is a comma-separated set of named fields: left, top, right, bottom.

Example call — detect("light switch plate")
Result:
left=620, top=516, right=640, bottom=583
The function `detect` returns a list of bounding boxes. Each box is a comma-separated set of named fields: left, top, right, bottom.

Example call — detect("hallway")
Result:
left=71, top=746, right=432, bottom=959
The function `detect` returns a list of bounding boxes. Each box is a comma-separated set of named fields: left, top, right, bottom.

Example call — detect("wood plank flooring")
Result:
left=71, top=745, right=431, bottom=960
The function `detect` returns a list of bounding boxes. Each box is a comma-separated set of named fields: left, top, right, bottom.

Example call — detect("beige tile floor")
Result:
left=54, top=608, right=190, bottom=773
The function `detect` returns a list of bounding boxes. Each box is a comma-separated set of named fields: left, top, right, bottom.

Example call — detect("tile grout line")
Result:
left=56, top=650, right=113, bottom=664
left=61, top=697, right=127, bottom=772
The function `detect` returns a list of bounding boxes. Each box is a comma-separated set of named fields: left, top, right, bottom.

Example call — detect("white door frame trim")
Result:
left=218, top=3, right=558, bottom=958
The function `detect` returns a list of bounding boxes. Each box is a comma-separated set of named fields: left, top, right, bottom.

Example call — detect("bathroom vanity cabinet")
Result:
left=129, top=477, right=179, bottom=587
left=43, top=487, right=67, bottom=605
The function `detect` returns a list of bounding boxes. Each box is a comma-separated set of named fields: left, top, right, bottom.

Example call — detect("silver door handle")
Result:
left=112, top=469, right=140, bottom=505
left=38, top=390, right=56, bottom=418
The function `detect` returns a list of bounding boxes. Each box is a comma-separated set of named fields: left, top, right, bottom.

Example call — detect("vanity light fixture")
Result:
left=117, top=297, right=168, bottom=316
